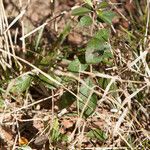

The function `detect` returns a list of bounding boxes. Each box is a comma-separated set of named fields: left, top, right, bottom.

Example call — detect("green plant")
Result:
left=0, top=0, right=149, bottom=149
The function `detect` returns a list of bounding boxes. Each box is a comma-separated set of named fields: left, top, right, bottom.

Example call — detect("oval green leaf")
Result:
left=78, top=78, right=97, bottom=118
left=10, top=74, right=32, bottom=94
left=58, top=91, right=76, bottom=110
left=80, top=15, right=93, bottom=26
left=68, top=58, right=88, bottom=72
left=97, top=10, right=116, bottom=24
left=71, top=7, right=91, bottom=16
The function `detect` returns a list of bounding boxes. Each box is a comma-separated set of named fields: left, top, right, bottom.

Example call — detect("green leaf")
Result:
left=85, top=29, right=111, bottom=64
left=102, top=50, right=113, bottom=59
left=86, top=38, right=111, bottom=64
left=0, top=98, right=4, bottom=108
left=58, top=25, right=71, bottom=45
left=98, top=78, right=118, bottom=98
left=87, top=29, right=110, bottom=49
left=97, top=10, right=116, bottom=24
left=94, top=29, right=110, bottom=42
left=10, top=74, right=32, bottom=93
left=87, top=38, right=101, bottom=49
left=97, top=2, right=109, bottom=9
left=83, top=0, right=93, bottom=7
left=68, top=58, right=88, bottom=72
left=87, top=128, right=107, bottom=141
left=71, top=7, right=91, bottom=16
left=78, top=78, right=97, bottom=118
left=60, top=134, right=68, bottom=142
left=49, top=118, right=68, bottom=143
left=61, top=76, right=76, bottom=85
left=38, top=73, right=61, bottom=89
left=35, top=26, right=44, bottom=51
left=50, top=118, right=60, bottom=142
left=58, top=91, right=76, bottom=110
left=40, top=55, right=54, bottom=65
left=79, top=15, right=93, bottom=26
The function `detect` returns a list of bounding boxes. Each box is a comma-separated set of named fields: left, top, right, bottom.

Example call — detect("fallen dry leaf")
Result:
left=61, top=119, right=74, bottom=129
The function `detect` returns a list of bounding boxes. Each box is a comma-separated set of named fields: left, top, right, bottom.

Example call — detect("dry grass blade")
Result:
left=0, top=0, right=149, bottom=149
